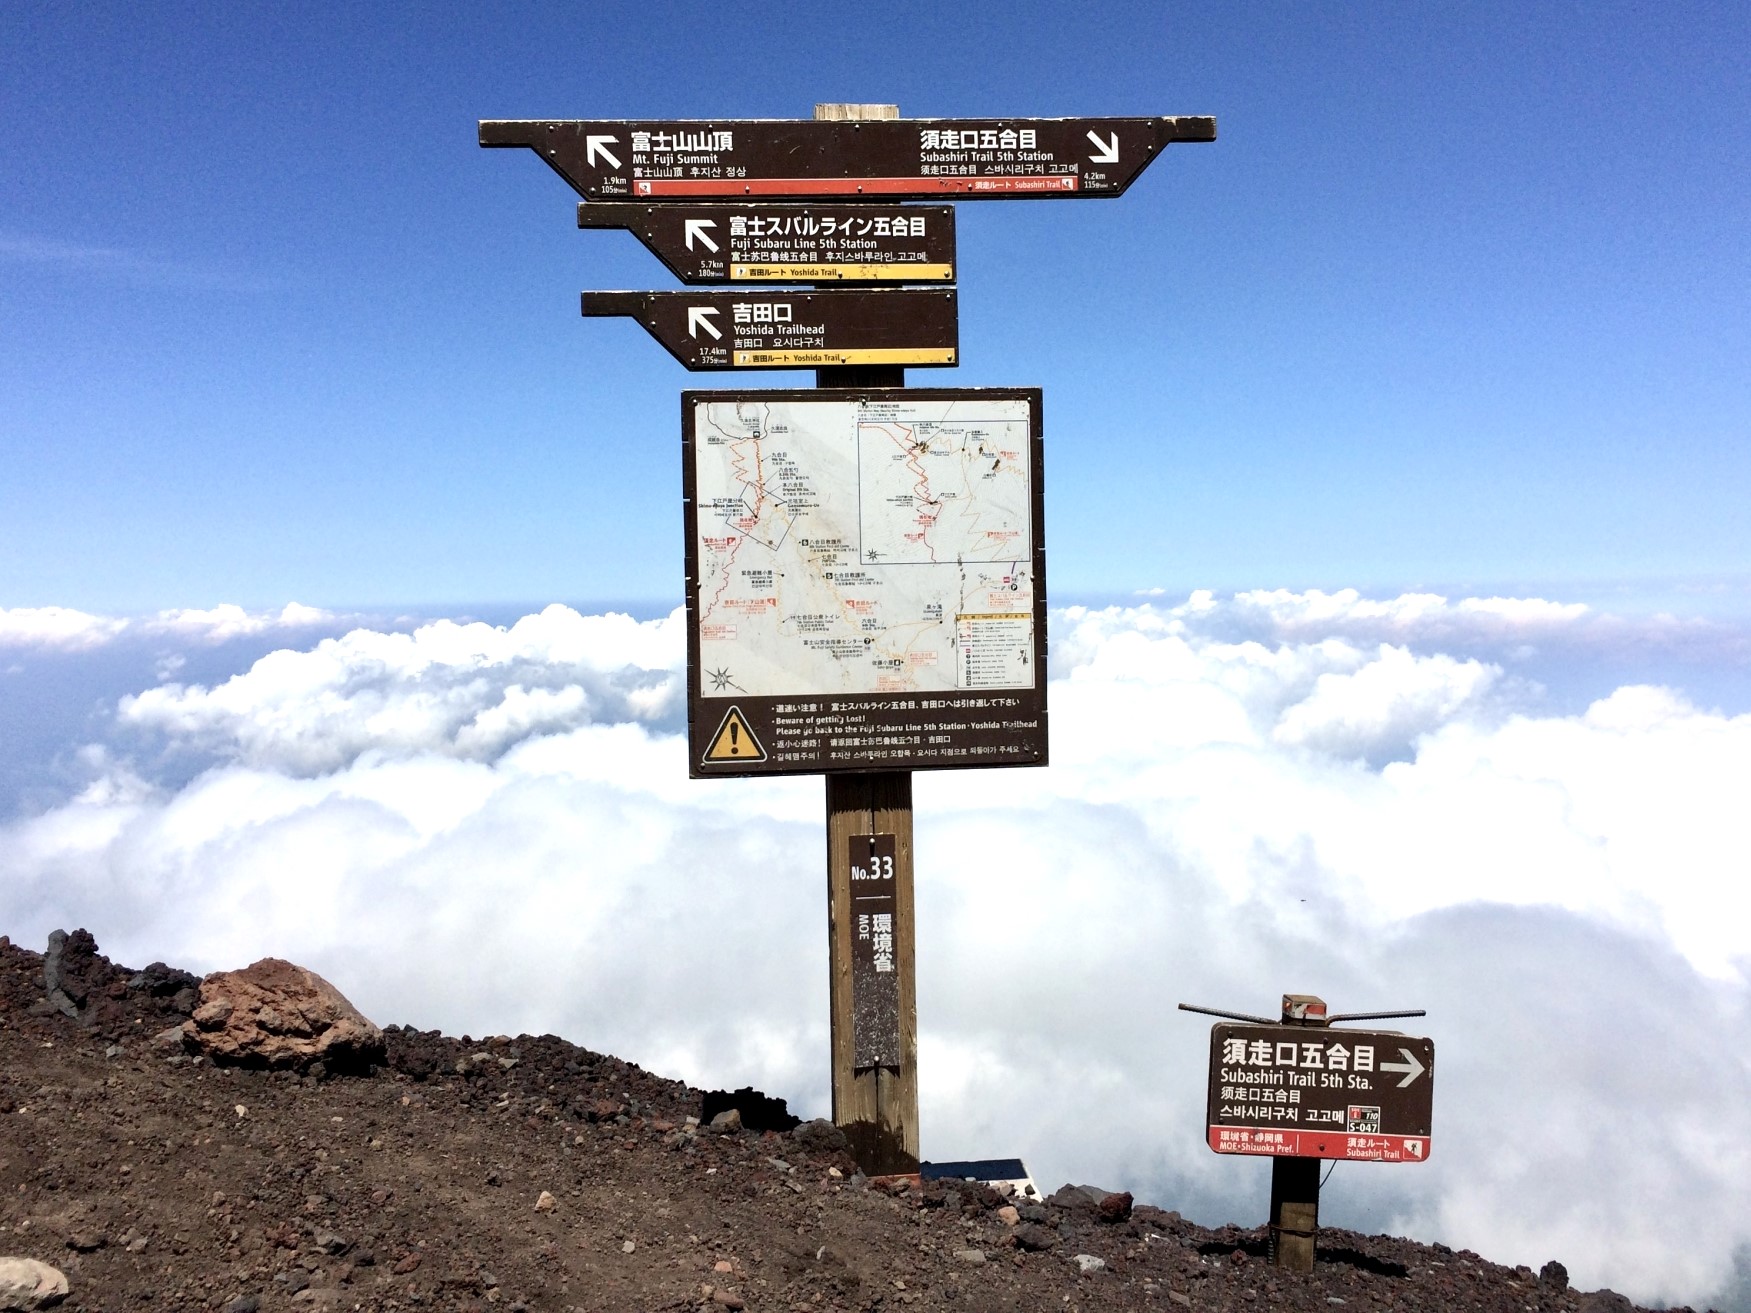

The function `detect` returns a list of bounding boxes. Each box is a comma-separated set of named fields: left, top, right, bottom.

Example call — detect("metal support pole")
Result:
left=816, top=102, right=918, bottom=1177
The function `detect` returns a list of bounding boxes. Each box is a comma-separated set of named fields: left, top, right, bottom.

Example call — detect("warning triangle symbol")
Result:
left=703, top=705, right=766, bottom=764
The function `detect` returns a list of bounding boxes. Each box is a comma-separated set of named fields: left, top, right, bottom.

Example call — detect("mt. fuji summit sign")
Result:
left=480, top=116, right=1215, bottom=203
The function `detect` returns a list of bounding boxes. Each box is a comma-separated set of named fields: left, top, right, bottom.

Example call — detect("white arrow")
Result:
left=586, top=135, right=621, bottom=169
left=687, top=306, right=722, bottom=340
left=684, top=218, right=720, bottom=253
left=1379, top=1048, right=1427, bottom=1088
left=1086, top=130, right=1119, bottom=164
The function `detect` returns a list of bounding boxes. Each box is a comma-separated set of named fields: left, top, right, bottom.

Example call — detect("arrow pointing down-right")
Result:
left=1086, top=130, right=1120, bottom=163
left=1379, top=1048, right=1427, bottom=1088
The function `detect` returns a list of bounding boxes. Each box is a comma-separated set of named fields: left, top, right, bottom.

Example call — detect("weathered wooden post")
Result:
left=1183, top=997, right=1433, bottom=1275
left=483, top=99, right=1211, bottom=1183
left=813, top=102, right=919, bottom=1176
left=1267, top=994, right=1328, bottom=1272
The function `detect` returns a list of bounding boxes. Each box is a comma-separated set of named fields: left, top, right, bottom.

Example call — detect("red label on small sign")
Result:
left=1205, top=1127, right=1431, bottom=1163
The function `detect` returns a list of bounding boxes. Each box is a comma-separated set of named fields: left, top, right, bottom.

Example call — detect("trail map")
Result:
left=690, top=395, right=1036, bottom=697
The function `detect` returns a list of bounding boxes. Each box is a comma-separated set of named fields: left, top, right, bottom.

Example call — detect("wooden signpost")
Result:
left=482, top=98, right=1214, bottom=1178
left=1181, top=996, right=1434, bottom=1272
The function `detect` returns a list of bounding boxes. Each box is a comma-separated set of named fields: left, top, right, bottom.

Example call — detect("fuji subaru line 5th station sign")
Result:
left=577, top=202, right=956, bottom=284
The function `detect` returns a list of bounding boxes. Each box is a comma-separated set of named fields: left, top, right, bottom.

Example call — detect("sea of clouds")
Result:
left=2, top=590, right=1748, bottom=1308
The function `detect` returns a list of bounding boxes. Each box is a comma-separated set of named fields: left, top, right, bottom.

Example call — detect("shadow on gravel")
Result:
left=1196, top=1237, right=1409, bottom=1278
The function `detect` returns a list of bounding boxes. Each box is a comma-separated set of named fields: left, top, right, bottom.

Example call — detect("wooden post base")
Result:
left=825, top=771, right=918, bottom=1175
left=1269, top=1155, right=1320, bottom=1272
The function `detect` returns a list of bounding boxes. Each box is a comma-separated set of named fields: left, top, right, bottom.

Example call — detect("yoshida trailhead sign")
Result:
left=481, top=115, right=1216, bottom=202
left=584, top=289, right=958, bottom=371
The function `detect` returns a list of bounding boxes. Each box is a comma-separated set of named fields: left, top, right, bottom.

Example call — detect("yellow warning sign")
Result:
left=703, top=705, right=767, bottom=764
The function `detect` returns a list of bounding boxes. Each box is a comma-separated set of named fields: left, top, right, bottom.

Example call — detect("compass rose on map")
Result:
left=706, top=666, right=744, bottom=693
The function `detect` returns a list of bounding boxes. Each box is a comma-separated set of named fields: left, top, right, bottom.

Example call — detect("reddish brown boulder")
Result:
left=181, top=958, right=384, bottom=1073
left=1096, top=1190, right=1134, bottom=1223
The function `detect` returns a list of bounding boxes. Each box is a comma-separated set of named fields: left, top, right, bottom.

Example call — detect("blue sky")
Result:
left=4, top=1, right=1746, bottom=614
left=5, top=6, right=1751, bottom=1306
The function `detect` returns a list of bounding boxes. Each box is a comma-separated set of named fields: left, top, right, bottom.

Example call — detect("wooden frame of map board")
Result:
left=683, top=388, right=1047, bottom=778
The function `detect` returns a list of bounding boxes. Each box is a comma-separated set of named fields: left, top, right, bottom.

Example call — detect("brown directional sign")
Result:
left=583, top=289, right=957, bottom=370
left=683, top=388, right=1047, bottom=777
left=481, top=116, right=1215, bottom=202
left=578, top=203, right=955, bottom=284
left=1205, top=1024, right=1435, bottom=1163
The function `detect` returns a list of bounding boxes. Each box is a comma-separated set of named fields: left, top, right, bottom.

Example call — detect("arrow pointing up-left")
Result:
left=687, top=306, right=722, bottom=340
left=684, top=218, right=719, bottom=253
left=586, top=135, right=621, bottom=169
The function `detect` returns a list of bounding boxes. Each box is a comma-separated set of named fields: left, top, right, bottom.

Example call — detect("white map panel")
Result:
left=692, top=396, right=1036, bottom=698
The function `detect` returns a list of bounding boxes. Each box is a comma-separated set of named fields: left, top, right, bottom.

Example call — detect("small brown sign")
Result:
left=583, top=289, right=957, bottom=371
left=1205, top=1024, right=1434, bottom=1163
left=481, top=116, right=1215, bottom=203
left=578, top=202, right=955, bottom=285
left=849, top=833, right=900, bottom=1069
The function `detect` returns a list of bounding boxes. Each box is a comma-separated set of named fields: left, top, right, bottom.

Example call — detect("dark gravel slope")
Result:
left=0, top=933, right=1706, bottom=1313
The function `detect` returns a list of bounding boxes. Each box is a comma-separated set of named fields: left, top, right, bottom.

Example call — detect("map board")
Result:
left=683, top=389, right=1046, bottom=777
left=1205, top=1023, right=1435, bottom=1163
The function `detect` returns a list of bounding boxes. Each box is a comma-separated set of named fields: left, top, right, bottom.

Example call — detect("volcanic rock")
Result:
left=0, top=1256, right=69, bottom=1309
left=1097, top=1190, right=1133, bottom=1223
left=700, top=1085, right=800, bottom=1132
left=180, top=958, right=384, bottom=1073
left=790, top=1118, right=850, bottom=1156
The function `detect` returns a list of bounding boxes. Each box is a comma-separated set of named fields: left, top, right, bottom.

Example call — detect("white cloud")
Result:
left=117, top=605, right=687, bottom=774
left=142, top=602, right=339, bottom=642
left=0, top=606, right=128, bottom=649
left=1271, top=645, right=1499, bottom=757
left=1223, top=586, right=1591, bottom=640
left=0, top=602, right=347, bottom=651
left=2, top=591, right=1749, bottom=1308
left=1152, top=587, right=1749, bottom=669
